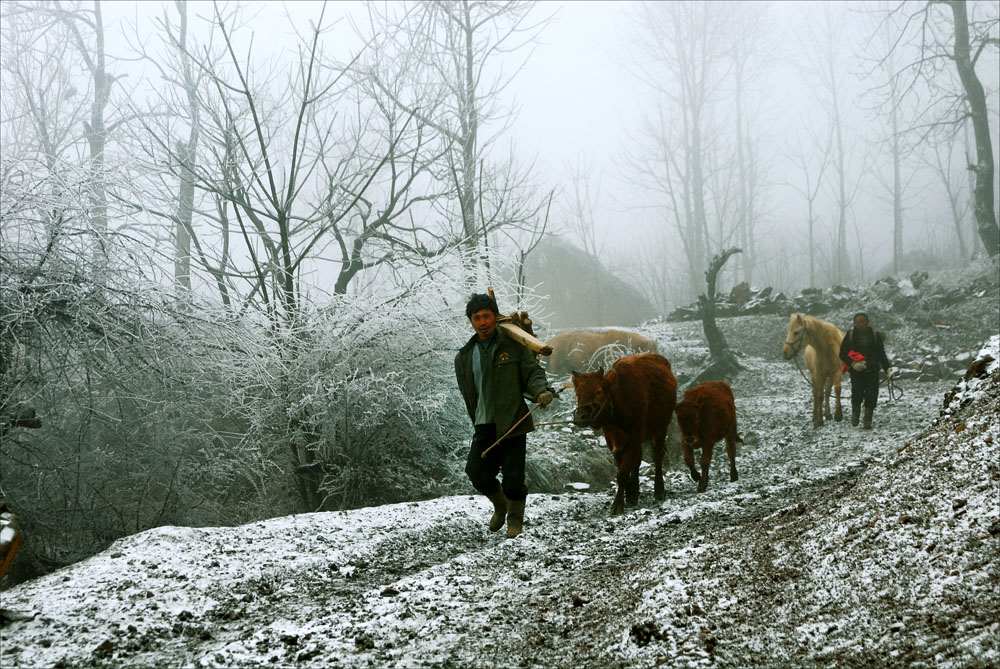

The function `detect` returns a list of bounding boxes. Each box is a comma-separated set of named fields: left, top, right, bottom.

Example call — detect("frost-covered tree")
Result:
left=881, top=0, right=999, bottom=257
left=354, top=0, right=549, bottom=285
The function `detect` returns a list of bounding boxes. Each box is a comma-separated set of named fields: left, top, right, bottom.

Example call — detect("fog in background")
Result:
left=509, top=1, right=1000, bottom=310
left=3, top=0, right=998, bottom=316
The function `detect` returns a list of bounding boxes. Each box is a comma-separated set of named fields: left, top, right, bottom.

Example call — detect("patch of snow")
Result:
left=898, top=278, right=918, bottom=296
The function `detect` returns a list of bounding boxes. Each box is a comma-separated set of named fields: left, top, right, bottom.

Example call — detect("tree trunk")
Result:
left=173, top=0, right=198, bottom=293
left=947, top=184, right=969, bottom=260
left=695, top=247, right=745, bottom=384
left=964, top=122, right=981, bottom=253
left=891, top=99, right=903, bottom=274
left=459, top=1, right=480, bottom=281
left=834, top=105, right=848, bottom=283
left=175, top=138, right=195, bottom=292
left=948, top=0, right=999, bottom=257
left=736, top=76, right=749, bottom=283
left=79, top=1, right=111, bottom=264
left=54, top=0, right=112, bottom=265
left=824, top=40, right=849, bottom=284
left=808, top=201, right=816, bottom=289
left=691, top=117, right=709, bottom=291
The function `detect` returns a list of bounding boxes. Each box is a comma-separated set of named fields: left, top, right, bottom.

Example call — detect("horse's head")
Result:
left=570, top=368, right=612, bottom=428
left=782, top=314, right=808, bottom=360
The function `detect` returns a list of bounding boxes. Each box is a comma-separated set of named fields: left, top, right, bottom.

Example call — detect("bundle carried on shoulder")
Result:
left=487, top=287, right=553, bottom=356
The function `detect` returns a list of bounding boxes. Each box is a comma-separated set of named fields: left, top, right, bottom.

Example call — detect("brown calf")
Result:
left=674, top=380, right=741, bottom=493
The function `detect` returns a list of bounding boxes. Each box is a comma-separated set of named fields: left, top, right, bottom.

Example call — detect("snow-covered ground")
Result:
left=2, top=324, right=997, bottom=668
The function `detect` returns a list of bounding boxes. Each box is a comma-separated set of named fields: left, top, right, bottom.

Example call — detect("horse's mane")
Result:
left=799, top=314, right=844, bottom=353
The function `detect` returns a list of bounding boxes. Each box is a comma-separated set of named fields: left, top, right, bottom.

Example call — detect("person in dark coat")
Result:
left=455, top=294, right=553, bottom=538
left=839, top=312, right=893, bottom=429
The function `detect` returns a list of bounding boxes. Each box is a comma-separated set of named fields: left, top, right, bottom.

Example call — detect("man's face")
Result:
left=854, top=315, right=870, bottom=331
left=470, top=308, right=498, bottom=340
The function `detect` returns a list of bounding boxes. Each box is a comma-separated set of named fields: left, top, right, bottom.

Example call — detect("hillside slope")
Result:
left=2, top=333, right=996, bottom=668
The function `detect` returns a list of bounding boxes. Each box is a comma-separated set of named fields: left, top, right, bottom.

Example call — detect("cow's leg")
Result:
left=610, top=449, right=627, bottom=516
left=725, top=434, right=738, bottom=483
left=698, top=442, right=714, bottom=493
left=626, top=465, right=640, bottom=508
left=631, top=453, right=642, bottom=503
left=652, top=433, right=666, bottom=501
left=833, top=374, right=843, bottom=421
left=683, top=443, right=699, bottom=483
left=620, top=446, right=642, bottom=509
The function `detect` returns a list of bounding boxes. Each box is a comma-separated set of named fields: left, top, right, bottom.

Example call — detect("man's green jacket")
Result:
left=455, top=326, right=550, bottom=438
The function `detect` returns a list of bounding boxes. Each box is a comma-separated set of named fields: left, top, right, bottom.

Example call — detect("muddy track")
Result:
left=394, top=468, right=869, bottom=669
left=305, top=360, right=950, bottom=668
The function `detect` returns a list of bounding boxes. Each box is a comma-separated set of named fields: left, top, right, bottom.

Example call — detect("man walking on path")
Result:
left=455, top=294, right=553, bottom=538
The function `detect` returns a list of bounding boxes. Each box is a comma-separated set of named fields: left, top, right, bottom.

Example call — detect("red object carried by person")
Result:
left=841, top=350, right=865, bottom=374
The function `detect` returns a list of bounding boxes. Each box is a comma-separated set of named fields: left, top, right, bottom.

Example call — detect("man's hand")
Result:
left=886, top=367, right=896, bottom=379
left=851, top=360, right=867, bottom=372
left=535, top=390, right=554, bottom=407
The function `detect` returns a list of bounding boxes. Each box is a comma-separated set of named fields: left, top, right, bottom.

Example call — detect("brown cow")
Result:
left=674, top=380, right=741, bottom=493
left=571, top=353, right=677, bottom=515
left=547, top=329, right=659, bottom=376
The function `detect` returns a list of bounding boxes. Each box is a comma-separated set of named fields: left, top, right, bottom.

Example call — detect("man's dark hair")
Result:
left=465, top=293, right=499, bottom=319
left=853, top=312, right=869, bottom=322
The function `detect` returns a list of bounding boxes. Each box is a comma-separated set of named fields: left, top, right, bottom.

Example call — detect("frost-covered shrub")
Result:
left=237, top=287, right=470, bottom=511
left=0, top=253, right=283, bottom=580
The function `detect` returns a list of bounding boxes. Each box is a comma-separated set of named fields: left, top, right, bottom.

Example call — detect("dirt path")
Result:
left=213, top=360, right=950, bottom=668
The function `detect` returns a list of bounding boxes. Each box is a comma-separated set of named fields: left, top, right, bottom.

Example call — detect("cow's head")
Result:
left=674, top=399, right=701, bottom=449
left=570, top=368, right=613, bottom=427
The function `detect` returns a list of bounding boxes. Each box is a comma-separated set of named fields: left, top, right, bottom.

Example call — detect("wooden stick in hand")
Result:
left=480, top=382, right=573, bottom=458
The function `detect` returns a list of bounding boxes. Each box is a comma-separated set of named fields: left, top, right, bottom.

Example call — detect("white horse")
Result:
left=781, top=314, right=845, bottom=428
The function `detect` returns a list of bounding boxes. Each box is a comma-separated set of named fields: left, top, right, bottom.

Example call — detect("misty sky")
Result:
left=7, top=0, right=999, bottom=299
left=512, top=1, right=997, bottom=287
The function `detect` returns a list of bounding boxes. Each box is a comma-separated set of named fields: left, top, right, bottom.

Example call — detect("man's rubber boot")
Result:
left=851, top=404, right=861, bottom=427
left=487, top=486, right=507, bottom=532
left=506, top=499, right=525, bottom=538
left=863, top=407, right=874, bottom=430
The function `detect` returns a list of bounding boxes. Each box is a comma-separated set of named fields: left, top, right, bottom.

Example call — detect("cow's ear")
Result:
left=596, top=367, right=604, bottom=377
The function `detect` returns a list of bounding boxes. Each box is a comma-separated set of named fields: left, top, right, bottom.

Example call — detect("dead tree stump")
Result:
left=692, top=248, right=745, bottom=385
